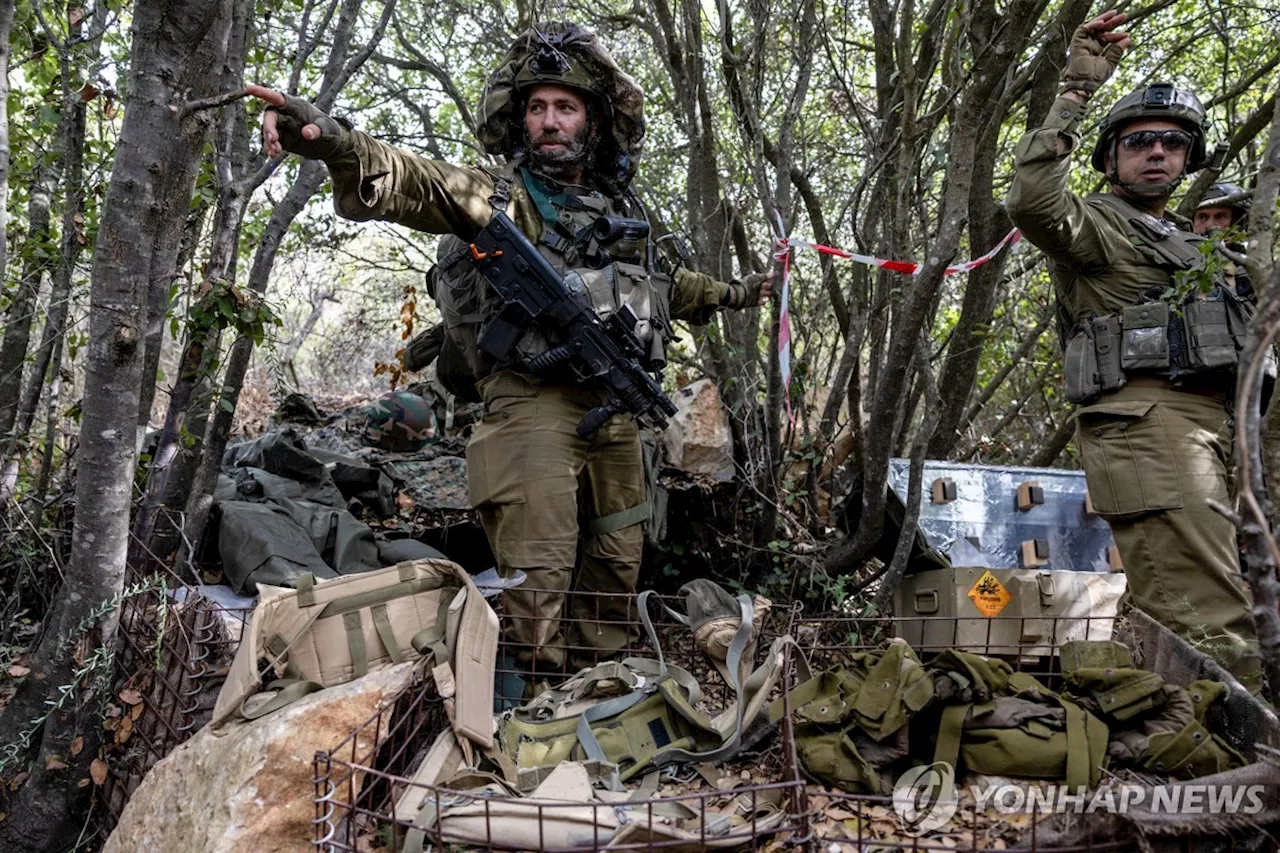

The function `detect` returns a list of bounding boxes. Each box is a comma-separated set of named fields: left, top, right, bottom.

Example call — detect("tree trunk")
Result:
left=177, top=0, right=399, bottom=563
left=0, top=0, right=14, bottom=313
left=0, top=19, right=95, bottom=503
left=0, top=166, right=57, bottom=458
left=0, top=1, right=235, bottom=847
left=179, top=161, right=329, bottom=570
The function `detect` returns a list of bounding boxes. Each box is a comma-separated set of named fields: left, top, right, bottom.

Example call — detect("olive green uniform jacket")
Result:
left=1006, top=96, right=1260, bottom=692
left=322, top=131, right=733, bottom=675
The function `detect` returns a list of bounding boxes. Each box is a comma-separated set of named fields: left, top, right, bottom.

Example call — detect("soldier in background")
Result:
left=1006, top=10, right=1263, bottom=692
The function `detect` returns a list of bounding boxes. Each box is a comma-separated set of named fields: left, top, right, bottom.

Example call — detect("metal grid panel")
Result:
left=793, top=611, right=1138, bottom=853
left=313, top=590, right=809, bottom=852
left=96, top=573, right=250, bottom=830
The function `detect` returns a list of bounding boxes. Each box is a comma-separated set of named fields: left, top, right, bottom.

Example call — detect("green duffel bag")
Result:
left=932, top=671, right=1109, bottom=789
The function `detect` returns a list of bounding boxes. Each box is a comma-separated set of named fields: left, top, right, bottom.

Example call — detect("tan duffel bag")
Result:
left=210, top=558, right=497, bottom=747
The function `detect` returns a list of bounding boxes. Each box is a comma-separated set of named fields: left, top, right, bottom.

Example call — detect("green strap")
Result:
left=410, top=588, right=458, bottom=664
left=629, top=770, right=661, bottom=801
left=344, top=611, right=368, bottom=678
left=934, top=703, right=972, bottom=772
left=402, top=791, right=445, bottom=853
left=371, top=604, right=402, bottom=664
left=1062, top=699, right=1091, bottom=788
left=320, top=576, right=454, bottom=618
left=296, top=573, right=316, bottom=607
left=573, top=690, right=650, bottom=791
left=240, top=678, right=323, bottom=720
left=587, top=501, right=650, bottom=536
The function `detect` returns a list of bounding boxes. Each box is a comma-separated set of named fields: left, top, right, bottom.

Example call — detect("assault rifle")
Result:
left=469, top=210, right=678, bottom=438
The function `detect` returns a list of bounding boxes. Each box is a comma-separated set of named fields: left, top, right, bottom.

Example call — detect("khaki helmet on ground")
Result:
left=475, top=21, right=646, bottom=191
left=1090, top=82, right=1210, bottom=196
left=363, top=390, right=438, bottom=452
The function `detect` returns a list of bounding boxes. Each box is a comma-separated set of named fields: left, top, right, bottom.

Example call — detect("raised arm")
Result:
left=247, top=84, right=495, bottom=238
left=1005, top=11, right=1129, bottom=266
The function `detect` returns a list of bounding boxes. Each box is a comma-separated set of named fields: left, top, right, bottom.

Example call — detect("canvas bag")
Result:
left=211, top=558, right=498, bottom=747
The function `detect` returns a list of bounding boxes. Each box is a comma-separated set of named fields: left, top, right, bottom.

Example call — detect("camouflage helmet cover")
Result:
left=1090, top=82, right=1210, bottom=174
left=364, top=391, right=438, bottom=452
left=476, top=22, right=646, bottom=186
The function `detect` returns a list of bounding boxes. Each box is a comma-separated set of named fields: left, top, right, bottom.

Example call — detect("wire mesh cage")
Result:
left=313, top=588, right=810, bottom=852
left=791, top=610, right=1169, bottom=853
left=96, top=571, right=251, bottom=830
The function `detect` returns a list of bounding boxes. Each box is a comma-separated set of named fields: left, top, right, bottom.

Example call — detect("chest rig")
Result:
left=431, top=159, right=674, bottom=389
left=1060, top=193, right=1256, bottom=405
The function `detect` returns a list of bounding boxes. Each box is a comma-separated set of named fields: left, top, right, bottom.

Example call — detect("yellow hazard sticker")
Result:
left=967, top=570, right=1012, bottom=618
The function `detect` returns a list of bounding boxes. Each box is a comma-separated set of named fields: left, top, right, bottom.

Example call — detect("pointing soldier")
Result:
left=1006, top=11, right=1263, bottom=692
left=247, top=23, right=769, bottom=686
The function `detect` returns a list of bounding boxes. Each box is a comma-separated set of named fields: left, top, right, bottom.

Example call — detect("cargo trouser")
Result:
left=1074, top=377, right=1262, bottom=693
left=466, top=370, right=645, bottom=677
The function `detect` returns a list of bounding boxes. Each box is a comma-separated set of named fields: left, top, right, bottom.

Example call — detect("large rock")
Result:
left=103, top=663, right=417, bottom=853
left=662, top=379, right=734, bottom=479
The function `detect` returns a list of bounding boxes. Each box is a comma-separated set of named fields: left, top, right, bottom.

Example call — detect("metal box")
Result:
left=895, top=566, right=1127, bottom=660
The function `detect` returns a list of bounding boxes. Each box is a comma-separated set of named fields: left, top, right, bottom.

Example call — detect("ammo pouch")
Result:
left=1064, top=315, right=1126, bottom=404
left=1059, top=640, right=1245, bottom=780
left=773, top=640, right=934, bottom=793
left=1121, top=303, right=1171, bottom=371
left=1064, top=325, right=1101, bottom=404
left=211, top=558, right=498, bottom=749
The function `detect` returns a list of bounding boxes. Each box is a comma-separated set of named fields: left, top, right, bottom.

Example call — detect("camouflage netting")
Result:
left=476, top=21, right=646, bottom=188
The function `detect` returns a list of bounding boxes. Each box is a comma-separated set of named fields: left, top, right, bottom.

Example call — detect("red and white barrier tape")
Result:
left=770, top=225, right=1022, bottom=420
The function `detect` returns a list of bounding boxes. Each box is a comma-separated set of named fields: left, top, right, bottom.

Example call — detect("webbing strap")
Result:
left=636, top=590, right=671, bottom=680
left=296, top=573, right=316, bottom=607
left=486, top=157, right=522, bottom=214
left=320, top=576, right=454, bottom=618
left=629, top=770, right=661, bottom=802
left=573, top=691, right=651, bottom=791
left=402, top=795, right=442, bottom=853
left=410, top=589, right=458, bottom=664
left=1063, top=700, right=1090, bottom=788
left=240, top=678, right=323, bottom=720
left=371, top=604, right=402, bottom=664
left=650, top=595, right=756, bottom=767
left=933, top=703, right=973, bottom=772
left=345, top=611, right=368, bottom=678
left=617, top=657, right=701, bottom=705
left=587, top=501, right=650, bottom=536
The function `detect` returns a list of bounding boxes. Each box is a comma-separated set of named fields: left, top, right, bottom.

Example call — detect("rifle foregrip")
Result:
left=577, top=403, right=621, bottom=438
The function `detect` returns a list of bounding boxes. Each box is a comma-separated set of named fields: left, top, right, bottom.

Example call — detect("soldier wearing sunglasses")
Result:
left=1007, top=10, right=1264, bottom=694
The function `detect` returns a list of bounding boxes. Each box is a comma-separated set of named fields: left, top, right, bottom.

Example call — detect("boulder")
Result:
left=662, top=379, right=734, bottom=479
left=103, top=662, right=416, bottom=853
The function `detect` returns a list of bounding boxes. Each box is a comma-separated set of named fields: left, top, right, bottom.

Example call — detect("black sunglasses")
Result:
left=1118, top=129, right=1193, bottom=153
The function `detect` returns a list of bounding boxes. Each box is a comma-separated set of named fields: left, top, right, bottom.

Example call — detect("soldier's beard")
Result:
left=527, top=127, right=595, bottom=183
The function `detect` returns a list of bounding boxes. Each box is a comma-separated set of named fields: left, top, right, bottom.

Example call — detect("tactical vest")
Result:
left=430, top=159, right=675, bottom=395
left=1060, top=193, right=1256, bottom=405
